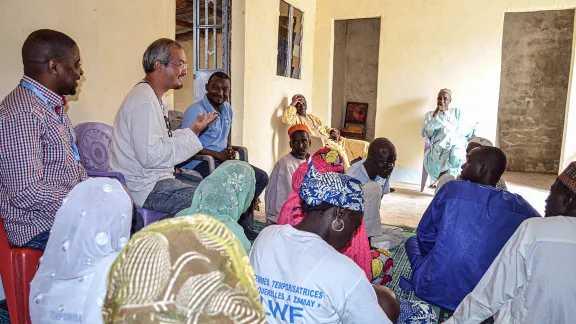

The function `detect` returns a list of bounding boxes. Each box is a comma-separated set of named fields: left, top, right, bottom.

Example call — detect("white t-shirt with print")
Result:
left=250, top=225, right=392, bottom=324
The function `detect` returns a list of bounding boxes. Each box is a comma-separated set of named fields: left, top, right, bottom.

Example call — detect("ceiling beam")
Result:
left=176, top=0, right=187, bottom=8
left=176, top=31, right=194, bottom=41
left=176, top=20, right=193, bottom=29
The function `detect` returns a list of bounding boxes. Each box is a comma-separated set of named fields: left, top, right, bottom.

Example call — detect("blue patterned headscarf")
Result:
left=299, top=161, right=364, bottom=212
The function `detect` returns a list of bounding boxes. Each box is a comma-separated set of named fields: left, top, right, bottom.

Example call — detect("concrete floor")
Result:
left=381, top=171, right=556, bottom=228
left=255, top=171, right=556, bottom=229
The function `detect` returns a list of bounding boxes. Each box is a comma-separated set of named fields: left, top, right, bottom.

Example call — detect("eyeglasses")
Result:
left=169, top=62, right=188, bottom=69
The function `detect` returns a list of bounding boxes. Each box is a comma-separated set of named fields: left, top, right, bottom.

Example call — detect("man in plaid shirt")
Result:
left=0, top=30, right=86, bottom=250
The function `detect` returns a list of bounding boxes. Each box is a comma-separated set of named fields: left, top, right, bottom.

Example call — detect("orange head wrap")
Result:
left=288, top=124, right=311, bottom=137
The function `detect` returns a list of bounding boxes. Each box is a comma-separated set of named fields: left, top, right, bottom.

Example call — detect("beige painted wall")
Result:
left=313, top=0, right=576, bottom=181
left=5, top=0, right=574, bottom=179
left=331, top=21, right=347, bottom=131
left=230, top=0, right=247, bottom=145
left=239, top=0, right=316, bottom=173
left=0, top=0, right=176, bottom=125
left=174, top=39, right=195, bottom=112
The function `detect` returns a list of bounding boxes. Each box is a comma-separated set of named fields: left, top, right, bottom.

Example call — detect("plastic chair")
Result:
left=234, top=146, right=249, bottom=163
left=0, top=217, right=42, bottom=324
left=86, top=171, right=126, bottom=186
left=138, top=209, right=166, bottom=225
left=189, top=145, right=249, bottom=174
left=86, top=171, right=166, bottom=226
left=420, top=138, right=431, bottom=192
left=76, top=121, right=168, bottom=226
left=74, top=122, right=113, bottom=172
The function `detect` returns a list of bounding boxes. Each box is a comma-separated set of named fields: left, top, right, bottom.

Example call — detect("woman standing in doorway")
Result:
left=421, top=88, right=475, bottom=188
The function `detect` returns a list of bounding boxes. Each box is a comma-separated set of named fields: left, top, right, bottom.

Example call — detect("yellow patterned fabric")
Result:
left=281, top=105, right=369, bottom=168
left=102, top=215, right=265, bottom=324
left=281, top=105, right=332, bottom=138
left=342, top=125, right=364, bottom=133
left=340, top=137, right=369, bottom=163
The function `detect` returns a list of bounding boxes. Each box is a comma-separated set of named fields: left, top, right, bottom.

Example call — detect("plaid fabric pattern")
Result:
left=0, top=76, right=87, bottom=246
left=558, top=161, right=576, bottom=194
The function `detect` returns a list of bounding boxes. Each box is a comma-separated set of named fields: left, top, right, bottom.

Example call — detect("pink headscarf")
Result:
left=277, top=148, right=372, bottom=280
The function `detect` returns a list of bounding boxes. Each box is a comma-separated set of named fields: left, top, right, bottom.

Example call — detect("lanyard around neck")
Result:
left=20, top=80, right=81, bottom=162
left=138, top=80, right=163, bottom=107
left=137, top=81, right=172, bottom=137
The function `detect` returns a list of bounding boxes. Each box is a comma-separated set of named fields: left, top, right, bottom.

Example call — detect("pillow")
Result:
left=342, top=125, right=364, bottom=133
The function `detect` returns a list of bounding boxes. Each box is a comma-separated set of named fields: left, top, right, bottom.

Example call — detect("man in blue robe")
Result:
left=405, top=146, right=540, bottom=310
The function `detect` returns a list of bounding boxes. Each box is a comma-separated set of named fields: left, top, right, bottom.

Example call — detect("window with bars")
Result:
left=277, top=0, right=303, bottom=79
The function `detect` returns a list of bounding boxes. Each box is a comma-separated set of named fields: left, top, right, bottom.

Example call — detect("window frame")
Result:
left=277, top=0, right=304, bottom=79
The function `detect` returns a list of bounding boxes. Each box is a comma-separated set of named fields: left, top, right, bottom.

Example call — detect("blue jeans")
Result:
left=22, top=231, right=51, bottom=251
left=142, top=174, right=201, bottom=215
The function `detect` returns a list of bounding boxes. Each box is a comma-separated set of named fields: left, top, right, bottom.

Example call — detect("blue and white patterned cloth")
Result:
left=397, top=299, right=437, bottom=324
left=299, top=160, right=364, bottom=212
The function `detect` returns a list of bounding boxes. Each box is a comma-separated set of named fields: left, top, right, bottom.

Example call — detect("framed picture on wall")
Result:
left=341, top=102, right=368, bottom=140
left=344, top=102, right=368, bottom=124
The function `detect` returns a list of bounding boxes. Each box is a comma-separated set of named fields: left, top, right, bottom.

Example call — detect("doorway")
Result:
left=175, top=0, right=231, bottom=111
left=331, top=18, right=380, bottom=142
left=497, top=10, right=574, bottom=173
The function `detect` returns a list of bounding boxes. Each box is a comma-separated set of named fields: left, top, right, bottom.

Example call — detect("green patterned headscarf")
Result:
left=176, top=160, right=256, bottom=252
left=102, top=215, right=265, bottom=323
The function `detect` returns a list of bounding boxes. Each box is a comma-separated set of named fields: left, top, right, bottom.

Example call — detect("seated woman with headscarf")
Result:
left=176, top=160, right=255, bottom=252
left=102, top=215, right=266, bottom=323
left=251, top=164, right=395, bottom=323
left=29, top=178, right=132, bottom=324
left=277, top=148, right=373, bottom=281
left=422, top=88, right=476, bottom=188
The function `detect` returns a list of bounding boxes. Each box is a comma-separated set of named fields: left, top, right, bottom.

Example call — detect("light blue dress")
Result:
left=421, top=108, right=475, bottom=181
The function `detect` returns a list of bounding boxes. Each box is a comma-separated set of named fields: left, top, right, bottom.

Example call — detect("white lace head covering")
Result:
left=29, top=177, right=132, bottom=323
left=468, top=135, right=493, bottom=147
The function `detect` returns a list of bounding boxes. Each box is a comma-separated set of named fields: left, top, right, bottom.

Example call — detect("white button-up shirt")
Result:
left=109, top=83, right=203, bottom=207
left=446, top=216, right=576, bottom=324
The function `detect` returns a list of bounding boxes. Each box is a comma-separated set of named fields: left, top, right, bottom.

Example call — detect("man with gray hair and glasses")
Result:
left=110, top=38, right=217, bottom=214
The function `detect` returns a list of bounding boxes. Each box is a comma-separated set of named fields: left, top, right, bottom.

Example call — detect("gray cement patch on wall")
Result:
left=332, top=18, right=380, bottom=142
left=498, top=10, right=573, bottom=173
